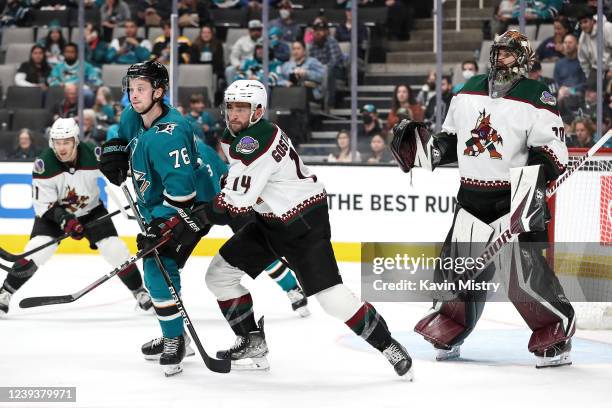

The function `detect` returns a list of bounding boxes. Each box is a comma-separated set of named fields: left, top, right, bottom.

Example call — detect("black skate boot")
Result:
left=141, top=334, right=195, bottom=361
left=382, top=338, right=414, bottom=380
left=160, top=335, right=186, bottom=377
left=286, top=287, right=310, bottom=317
left=0, top=288, right=11, bottom=316
left=216, top=317, right=269, bottom=370
left=132, top=287, right=153, bottom=311
left=535, top=339, right=572, bottom=369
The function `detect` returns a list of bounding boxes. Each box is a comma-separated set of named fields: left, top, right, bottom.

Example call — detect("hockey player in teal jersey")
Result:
left=99, top=61, right=209, bottom=376
left=195, top=139, right=310, bottom=317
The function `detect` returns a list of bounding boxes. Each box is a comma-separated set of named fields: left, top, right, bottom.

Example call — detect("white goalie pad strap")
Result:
left=510, top=165, right=547, bottom=234
left=450, top=208, right=495, bottom=261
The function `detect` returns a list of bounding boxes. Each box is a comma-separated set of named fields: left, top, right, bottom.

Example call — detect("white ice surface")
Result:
left=1, top=255, right=611, bottom=408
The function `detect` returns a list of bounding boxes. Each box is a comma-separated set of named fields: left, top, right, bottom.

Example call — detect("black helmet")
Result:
left=122, top=60, right=169, bottom=93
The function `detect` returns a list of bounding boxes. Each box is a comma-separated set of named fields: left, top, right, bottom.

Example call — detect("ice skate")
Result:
left=0, top=288, right=11, bottom=316
left=141, top=334, right=195, bottom=361
left=435, top=344, right=461, bottom=361
left=382, top=338, right=413, bottom=380
left=132, top=287, right=153, bottom=311
left=159, top=335, right=186, bottom=377
left=216, top=317, right=269, bottom=371
left=287, top=287, right=310, bottom=317
left=535, top=340, right=572, bottom=369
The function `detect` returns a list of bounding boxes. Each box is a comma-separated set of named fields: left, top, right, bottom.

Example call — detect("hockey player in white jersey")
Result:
left=147, top=79, right=413, bottom=378
left=0, top=118, right=152, bottom=315
left=390, top=30, right=575, bottom=368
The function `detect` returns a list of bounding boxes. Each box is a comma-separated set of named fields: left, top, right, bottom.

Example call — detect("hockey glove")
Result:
left=390, top=120, right=441, bottom=172
left=44, top=205, right=85, bottom=240
left=136, top=217, right=180, bottom=256
left=100, top=139, right=130, bottom=186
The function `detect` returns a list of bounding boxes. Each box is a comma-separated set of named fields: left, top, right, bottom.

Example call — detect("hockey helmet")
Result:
left=488, top=30, right=534, bottom=98
left=49, top=117, right=79, bottom=161
left=122, top=60, right=169, bottom=95
left=223, top=79, right=268, bottom=129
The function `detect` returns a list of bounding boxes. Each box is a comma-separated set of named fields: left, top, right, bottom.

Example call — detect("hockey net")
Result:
left=549, top=148, right=612, bottom=329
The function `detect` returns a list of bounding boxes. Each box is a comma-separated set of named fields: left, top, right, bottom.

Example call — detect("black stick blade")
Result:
left=19, top=295, right=76, bottom=308
left=205, top=356, right=231, bottom=373
left=0, top=247, right=19, bottom=262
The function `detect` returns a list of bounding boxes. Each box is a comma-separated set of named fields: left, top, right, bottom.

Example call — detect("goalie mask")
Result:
left=49, top=117, right=80, bottom=163
left=488, top=30, right=535, bottom=98
left=223, top=79, right=267, bottom=135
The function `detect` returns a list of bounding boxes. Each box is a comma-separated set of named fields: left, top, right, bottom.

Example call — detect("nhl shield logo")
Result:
left=236, top=136, right=259, bottom=154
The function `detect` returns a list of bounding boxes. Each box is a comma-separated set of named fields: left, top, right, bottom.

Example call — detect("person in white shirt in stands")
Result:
left=224, top=19, right=263, bottom=84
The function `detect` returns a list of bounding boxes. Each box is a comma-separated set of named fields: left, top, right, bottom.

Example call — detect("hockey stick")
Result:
left=0, top=205, right=131, bottom=263
left=105, top=184, right=136, bottom=220
left=120, top=183, right=231, bottom=374
left=460, top=130, right=612, bottom=283
left=18, top=233, right=173, bottom=308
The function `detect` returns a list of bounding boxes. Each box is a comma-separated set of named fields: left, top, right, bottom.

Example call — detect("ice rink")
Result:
left=1, top=255, right=612, bottom=408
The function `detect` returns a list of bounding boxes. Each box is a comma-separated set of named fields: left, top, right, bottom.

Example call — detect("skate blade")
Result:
left=162, top=363, right=183, bottom=377
left=231, top=356, right=270, bottom=371
left=536, top=352, right=572, bottom=369
left=295, top=306, right=311, bottom=318
left=144, top=345, right=196, bottom=361
left=401, top=367, right=414, bottom=382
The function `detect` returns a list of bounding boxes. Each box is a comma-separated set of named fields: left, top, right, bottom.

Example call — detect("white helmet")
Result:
left=224, top=79, right=267, bottom=130
left=49, top=117, right=80, bottom=160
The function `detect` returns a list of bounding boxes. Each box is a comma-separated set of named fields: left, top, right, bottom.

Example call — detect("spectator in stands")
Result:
left=101, top=0, right=132, bottom=42
left=136, top=0, right=172, bottom=27
left=567, top=117, right=596, bottom=148
left=511, top=0, right=563, bottom=22
left=190, top=24, right=224, bottom=78
left=234, top=40, right=282, bottom=85
left=52, top=83, right=78, bottom=120
left=212, top=0, right=247, bottom=7
left=387, top=84, right=424, bottom=129
left=327, top=129, right=361, bottom=163
left=80, top=109, right=106, bottom=146
left=151, top=19, right=192, bottom=65
left=452, top=60, right=478, bottom=94
left=385, top=0, right=413, bottom=41
left=492, top=0, right=516, bottom=36
left=84, top=22, right=110, bottom=68
left=93, top=86, right=119, bottom=126
left=578, top=7, right=612, bottom=83
left=277, top=40, right=325, bottom=102
left=417, top=69, right=437, bottom=106
left=178, top=0, right=211, bottom=28
left=554, top=34, right=586, bottom=109
left=9, top=129, right=39, bottom=160
left=425, top=75, right=453, bottom=126
left=309, top=18, right=344, bottom=107
left=225, top=19, right=263, bottom=84
left=0, top=0, right=32, bottom=31
left=336, top=1, right=368, bottom=59
left=184, top=93, right=218, bottom=146
left=366, top=132, right=394, bottom=164
left=48, top=43, right=102, bottom=106
left=578, top=81, right=598, bottom=123
left=529, top=60, right=558, bottom=96
left=359, top=104, right=383, bottom=140
left=536, top=16, right=571, bottom=62
left=269, top=26, right=290, bottom=63
left=107, top=19, right=151, bottom=64
left=14, top=45, right=51, bottom=89
left=37, top=20, right=67, bottom=67
left=270, top=0, right=300, bottom=43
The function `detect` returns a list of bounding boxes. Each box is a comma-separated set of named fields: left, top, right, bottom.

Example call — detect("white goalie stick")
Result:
left=459, top=130, right=612, bottom=283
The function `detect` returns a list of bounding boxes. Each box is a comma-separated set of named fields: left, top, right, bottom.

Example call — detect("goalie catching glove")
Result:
left=390, top=120, right=442, bottom=172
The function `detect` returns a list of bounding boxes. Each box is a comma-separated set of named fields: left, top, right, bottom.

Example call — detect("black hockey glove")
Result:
left=136, top=217, right=180, bottom=257
left=44, top=205, right=85, bottom=240
left=100, top=139, right=130, bottom=186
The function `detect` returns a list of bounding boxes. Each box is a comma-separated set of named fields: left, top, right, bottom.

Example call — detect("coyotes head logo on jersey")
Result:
left=61, top=187, right=89, bottom=212
left=464, top=109, right=503, bottom=159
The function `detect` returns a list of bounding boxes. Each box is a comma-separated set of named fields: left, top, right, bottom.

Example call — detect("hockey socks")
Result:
left=152, top=299, right=184, bottom=338
left=218, top=293, right=258, bottom=335
left=345, top=303, right=393, bottom=351
left=265, top=260, right=298, bottom=292
left=3, top=259, right=38, bottom=293
left=117, top=264, right=144, bottom=291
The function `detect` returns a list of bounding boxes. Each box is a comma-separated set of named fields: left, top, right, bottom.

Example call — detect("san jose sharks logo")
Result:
left=61, top=186, right=89, bottom=212
left=155, top=122, right=177, bottom=135
left=132, top=170, right=150, bottom=198
left=464, top=109, right=503, bottom=160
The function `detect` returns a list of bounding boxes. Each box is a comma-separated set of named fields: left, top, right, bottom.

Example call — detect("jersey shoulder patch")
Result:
left=227, top=120, right=278, bottom=165
left=507, top=78, right=559, bottom=113
left=32, top=148, right=62, bottom=179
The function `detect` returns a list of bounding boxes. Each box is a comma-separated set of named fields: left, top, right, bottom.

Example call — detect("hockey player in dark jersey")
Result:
left=148, top=79, right=413, bottom=379
left=390, top=30, right=575, bottom=368
left=0, top=118, right=152, bottom=316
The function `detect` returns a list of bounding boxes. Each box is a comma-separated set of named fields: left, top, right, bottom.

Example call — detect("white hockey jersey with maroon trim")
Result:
left=215, top=119, right=326, bottom=223
left=442, top=75, right=568, bottom=191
